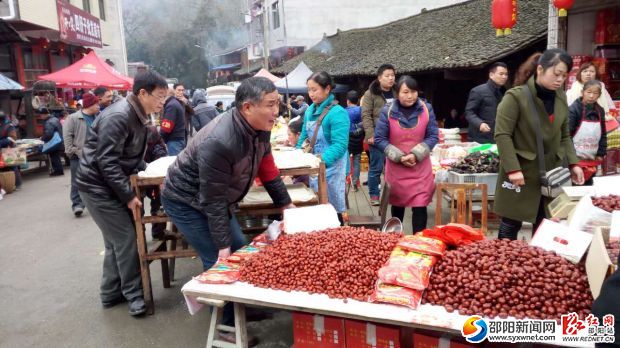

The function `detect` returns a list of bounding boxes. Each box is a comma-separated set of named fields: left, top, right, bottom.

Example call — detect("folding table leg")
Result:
left=234, top=303, right=248, bottom=348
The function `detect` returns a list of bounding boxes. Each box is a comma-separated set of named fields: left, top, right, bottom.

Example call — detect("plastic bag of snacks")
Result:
left=397, top=234, right=446, bottom=257
left=194, top=259, right=240, bottom=284
left=228, top=245, right=263, bottom=263
left=369, top=280, right=422, bottom=309
left=422, top=223, right=484, bottom=247
left=378, top=248, right=435, bottom=290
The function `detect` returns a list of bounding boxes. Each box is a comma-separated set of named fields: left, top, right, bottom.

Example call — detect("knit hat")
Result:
left=82, top=93, right=99, bottom=109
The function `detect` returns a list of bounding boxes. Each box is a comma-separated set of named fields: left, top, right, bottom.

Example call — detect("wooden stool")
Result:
left=130, top=175, right=199, bottom=314
left=197, top=297, right=248, bottom=348
left=348, top=183, right=391, bottom=230
left=435, top=183, right=488, bottom=233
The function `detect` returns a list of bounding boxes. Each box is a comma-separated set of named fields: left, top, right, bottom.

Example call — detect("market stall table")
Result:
left=181, top=280, right=589, bottom=348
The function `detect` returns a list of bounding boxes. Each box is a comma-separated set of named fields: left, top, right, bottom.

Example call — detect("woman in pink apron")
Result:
left=568, top=80, right=607, bottom=186
left=374, top=76, right=439, bottom=232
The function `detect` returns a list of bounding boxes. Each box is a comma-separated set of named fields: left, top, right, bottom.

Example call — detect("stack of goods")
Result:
left=423, top=239, right=593, bottom=320
left=607, top=129, right=620, bottom=149
left=451, top=152, right=499, bottom=174
left=438, top=128, right=461, bottom=145
left=239, top=227, right=401, bottom=301
left=371, top=235, right=446, bottom=309
left=194, top=236, right=269, bottom=284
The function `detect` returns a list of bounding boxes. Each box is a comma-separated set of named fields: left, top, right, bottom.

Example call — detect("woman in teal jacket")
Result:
left=296, top=71, right=350, bottom=223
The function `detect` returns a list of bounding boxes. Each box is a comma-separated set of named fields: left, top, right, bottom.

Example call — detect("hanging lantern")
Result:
left=57, top=42, right=66, bottom=54
left=492, top=0, right=517, bottom=37
left=553, top=0, right=574, bottom=17
left=39, top=37, right=50, bottom=49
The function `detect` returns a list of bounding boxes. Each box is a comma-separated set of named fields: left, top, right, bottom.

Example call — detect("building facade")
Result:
left=0, top=0, right=127, bottom=88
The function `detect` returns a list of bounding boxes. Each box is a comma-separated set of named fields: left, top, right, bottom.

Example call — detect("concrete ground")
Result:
left=0, top=168, right=529, bottom=348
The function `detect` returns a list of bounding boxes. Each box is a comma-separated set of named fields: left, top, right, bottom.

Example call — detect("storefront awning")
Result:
left=0, top=74, right=24, bottom=90
left=0, top=19, right=29, bottom=43
left=210, top=63, right=241, bottom=72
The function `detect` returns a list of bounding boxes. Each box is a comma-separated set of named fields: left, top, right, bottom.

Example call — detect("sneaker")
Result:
left=73, top=206, right=84, bottom=217
left=102, top=296, right=127, bottom=308
left=128, top=297, right=147, bottom=316
left=370, top=196, right=380, bottom=206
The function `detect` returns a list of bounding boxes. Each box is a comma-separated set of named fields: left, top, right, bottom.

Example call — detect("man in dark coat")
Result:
left=161, top=77, right=294, bottom=342
left=465, top=62, right=509, bottom=144
left=191, top=89, right=219, bottom=132
left=40, top=108, right=65, bottom=176
left=76, top=70, right=168, bottom=316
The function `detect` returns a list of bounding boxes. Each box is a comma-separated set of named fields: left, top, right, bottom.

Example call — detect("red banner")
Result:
left=56, top=0, right=102, bottom=48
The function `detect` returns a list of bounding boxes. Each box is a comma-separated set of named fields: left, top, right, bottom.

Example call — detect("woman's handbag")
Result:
left=523, top=87, right=571, bottom=198
left=42, top=131, right=62, bottom=154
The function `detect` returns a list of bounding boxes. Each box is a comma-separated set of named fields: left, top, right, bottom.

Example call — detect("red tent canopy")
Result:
left=38, top=51, right=133, bottom=90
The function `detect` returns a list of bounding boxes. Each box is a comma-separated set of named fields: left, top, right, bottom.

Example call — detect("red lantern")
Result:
left=553, top=0, right=574, bottom=17
left=492, top=0, right=517, bottom=37
left=39, top=37, right=50, bottom=49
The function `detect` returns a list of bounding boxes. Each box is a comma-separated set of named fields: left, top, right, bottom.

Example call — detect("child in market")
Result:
left=286, top=118, right=309, bottom=186
left=568, top=79, right=607, bottom=186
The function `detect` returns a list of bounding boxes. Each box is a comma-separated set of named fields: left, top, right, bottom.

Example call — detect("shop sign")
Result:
left=56, top=0, right=102, bottom=48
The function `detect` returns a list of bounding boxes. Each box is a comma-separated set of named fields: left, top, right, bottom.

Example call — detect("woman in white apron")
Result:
left=374, top=76, right=439, bottom=232
left=568, top=80, right=607, bottom=186
left=295, top=72, right=350, bottom=224
left=566, top=62, right=617, bottom=118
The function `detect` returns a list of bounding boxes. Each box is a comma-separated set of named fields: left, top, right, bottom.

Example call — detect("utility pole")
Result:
left=262, top=0, right=270, bottom=69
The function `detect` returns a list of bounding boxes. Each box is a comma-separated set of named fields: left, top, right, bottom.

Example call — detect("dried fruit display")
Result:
left=452, top=152, right=499, bottom=174
left=592, top=195, right=620, bottom=213
left=239, top=227, right=401, bottom=301
left=423, top=239, right=592, bottom=320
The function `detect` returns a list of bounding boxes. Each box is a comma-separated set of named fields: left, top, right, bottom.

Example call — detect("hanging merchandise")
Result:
left=553, top=0, right=574, bottom=17
left=491, top=0, right=517, bottom=37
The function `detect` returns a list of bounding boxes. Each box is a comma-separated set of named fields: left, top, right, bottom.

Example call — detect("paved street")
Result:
left=0, top=171, right=291, bottom=348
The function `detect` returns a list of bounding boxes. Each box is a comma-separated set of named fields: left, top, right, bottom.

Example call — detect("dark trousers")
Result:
left=391, top=206, right=428, bottom=233
left=368, top=145, right=384, bottom=197
left=69, top=157, right=84, bottom=209
left=80, top=191, right=143, bottom=302
left=497, top=198, right=546, bottom=240
left=141, top=186, right=165, bottom=237
left=48, top=150, right=64, bottom=174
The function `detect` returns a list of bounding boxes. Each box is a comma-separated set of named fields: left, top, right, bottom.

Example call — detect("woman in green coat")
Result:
left=494, top=49, right=584, bottom=240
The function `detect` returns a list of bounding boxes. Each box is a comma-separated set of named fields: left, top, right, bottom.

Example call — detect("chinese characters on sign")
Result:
left=56, top=0, right=102, bottom=48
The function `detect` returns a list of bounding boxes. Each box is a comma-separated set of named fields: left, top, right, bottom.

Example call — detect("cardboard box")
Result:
left=293, top=312, right=346, bottom=348
left=344, top=320, right=400, bottom=348
left=586, top=227, right=618, bottom=300
left=531, top=219, right=593, bottom=264
left=412, top=332, right=477, bottom=348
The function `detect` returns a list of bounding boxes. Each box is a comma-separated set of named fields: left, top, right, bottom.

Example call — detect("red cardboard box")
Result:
left=345, top=320, right=400, bottom=348
left=293, top=312, right=346, bottom=348
left=412, top=332, right=477, bottom=348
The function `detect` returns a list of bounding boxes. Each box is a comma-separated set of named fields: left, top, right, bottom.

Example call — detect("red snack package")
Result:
left=379, top=249, right=433, bottom=290
left=194, top=259, right=240, bottom=284
left=397, top=234, right=446, bottom=257
left=422, top=223, right=484, bottom=247
left=369, top=280, right=422, bottom=309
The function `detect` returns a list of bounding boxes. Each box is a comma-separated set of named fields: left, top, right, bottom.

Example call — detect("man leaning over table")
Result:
left=161, top=77, right=295, bottom=343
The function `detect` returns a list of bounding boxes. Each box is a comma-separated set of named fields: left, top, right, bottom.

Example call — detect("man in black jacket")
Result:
left=191, top=89, right=219, bottom=132
left=465, top=62, right=508, bottom=144
left=161, top=77, right=294, bottom=340
left=76, top=70, right=168, bottom=316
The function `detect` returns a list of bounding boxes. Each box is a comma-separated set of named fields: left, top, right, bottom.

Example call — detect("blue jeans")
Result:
left=351, top=153, right=361, bottom=186
left=161, top=196, right=246, bottom=270
left=166, top=139, right=186, bottom=156
left=368, top=145, right=384, bottom=197
left=161, top=196, right=246, bottom=326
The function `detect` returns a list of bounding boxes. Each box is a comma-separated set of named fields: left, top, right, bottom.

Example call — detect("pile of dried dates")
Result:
left=592, top=195, right=620, bottom=213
